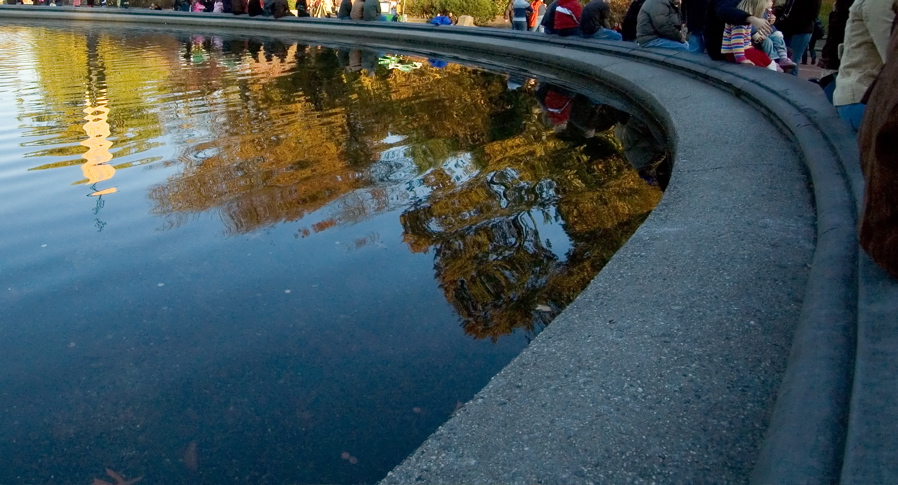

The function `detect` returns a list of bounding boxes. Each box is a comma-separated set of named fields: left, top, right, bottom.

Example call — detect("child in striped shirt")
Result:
left=721, top=0, right=778, bottom=70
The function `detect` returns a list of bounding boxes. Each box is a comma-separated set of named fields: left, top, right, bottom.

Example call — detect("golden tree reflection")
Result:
left=12, top=28, right=666, bottom=341
left=141, top=40, right=666, bottom=340
left=400, top=112, right=664, bottom=341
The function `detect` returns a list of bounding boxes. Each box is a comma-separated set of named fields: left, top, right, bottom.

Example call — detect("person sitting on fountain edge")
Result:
left=581, top=0, right=623, bottom=40
left=636, top=0, right=689, bottom=49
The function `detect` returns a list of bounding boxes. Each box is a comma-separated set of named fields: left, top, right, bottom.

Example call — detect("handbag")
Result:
left=777, top=0, right=796, bottom=23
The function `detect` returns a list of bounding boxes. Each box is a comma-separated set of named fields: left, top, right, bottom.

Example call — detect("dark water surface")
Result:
left=0, top=23, right=666, bottom=484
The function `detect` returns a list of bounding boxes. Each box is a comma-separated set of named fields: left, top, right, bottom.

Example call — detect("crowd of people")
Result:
left=518, top=0, right=897, bottom=275
left=164, top=0, right=392, bottom=19
left=518, top=0, right=829, bottom=73
left=522, top=0, right=893, bottom=129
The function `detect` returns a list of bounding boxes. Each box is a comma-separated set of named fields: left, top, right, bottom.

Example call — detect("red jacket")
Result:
left=553, top=0, right=582, bottom=30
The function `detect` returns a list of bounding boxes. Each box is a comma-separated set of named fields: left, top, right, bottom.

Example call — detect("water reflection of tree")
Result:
left=19, top=29, right=171, bottom=170
left=148, top=42, right=521, bottom=234
left=15, top=29, right=663, bottom=340
left=400, top=115, right=662, bottom=341
left=141, top=39, right=663, bottom=340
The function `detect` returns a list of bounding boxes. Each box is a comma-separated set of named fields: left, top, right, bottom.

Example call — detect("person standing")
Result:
left=832, top=0, right=896, bottom=130
left=529, top=0, right=547, bottom=31
left=802, top=17, right=825, bottom=63
left=540, top=0, right=559, bottom=34
left=512, top=0, right=534, bottom=30
left=773, top=0, right=822, bottom=75
left=637, top=0, right=690, bottom=49
left=819, top=0, right=854, bottom=70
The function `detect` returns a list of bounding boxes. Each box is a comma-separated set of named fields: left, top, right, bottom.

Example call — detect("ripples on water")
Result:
left=0, top=23, right=667, bottom=484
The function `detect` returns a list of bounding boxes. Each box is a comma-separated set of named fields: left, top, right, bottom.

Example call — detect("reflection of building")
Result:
left=78, top=93, right=116, bottom=197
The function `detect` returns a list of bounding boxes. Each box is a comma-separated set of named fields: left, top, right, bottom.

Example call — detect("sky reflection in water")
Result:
left=0, top=24, right=666, bottom=484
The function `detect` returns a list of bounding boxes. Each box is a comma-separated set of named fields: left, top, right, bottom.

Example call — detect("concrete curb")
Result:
left=0, top=8, right=864, bottom=483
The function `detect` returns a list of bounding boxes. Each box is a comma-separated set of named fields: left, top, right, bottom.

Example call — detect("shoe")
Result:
left=777, top=57, right=797, bottom=69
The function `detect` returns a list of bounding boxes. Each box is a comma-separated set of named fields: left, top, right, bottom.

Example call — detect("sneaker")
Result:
left=777, top=57, right=797, bottom=69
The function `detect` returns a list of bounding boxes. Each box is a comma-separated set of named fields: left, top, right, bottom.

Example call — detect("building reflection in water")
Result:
left=78, top=92, right=116, bottom=197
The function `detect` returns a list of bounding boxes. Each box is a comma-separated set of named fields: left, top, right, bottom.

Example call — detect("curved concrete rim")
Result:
left=0, top=8, right=862, bottom=483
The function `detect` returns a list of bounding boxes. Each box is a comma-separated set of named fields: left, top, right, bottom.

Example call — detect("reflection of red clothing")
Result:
left=544, top=90, right=573, bottom=125
left=554, top=0, right=582, bottom=30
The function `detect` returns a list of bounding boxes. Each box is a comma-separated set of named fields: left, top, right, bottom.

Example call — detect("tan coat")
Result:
left=858, top=15, right=898, bottom=277
left=832, top=0, right=897, bottom=106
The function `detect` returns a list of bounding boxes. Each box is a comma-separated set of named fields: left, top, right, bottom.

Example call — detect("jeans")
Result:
left=785, top=33, right=811, bottom=76
left=640, top=37, right=690, bottom=50
left=512, top=20, right=528, bottom=30
left=758, top=36, right=776, bottom=59
left=836, top=103, right=866, bottom=132
left=530, top=16, right=543, bottom=32
left=757, top=31, right=788, bottom=60
left=687, top=32, right=705, bottom=53
left=583, top=28, right=622, bottom=41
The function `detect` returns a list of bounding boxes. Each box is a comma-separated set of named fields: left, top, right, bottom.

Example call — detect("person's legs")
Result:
left=642, top=37, right=689, bottom=50
left=822, top=75, right=837, bottom=104
left=758, top=36, right=777, bottom=58
left=512, top=20, right=527, bottom=30
left=769, top=31, right=788, bottom=58
left=787, top=33, right=812, bottom=76
left=766, top=32, right=797, bottom=71
left=594, top=28, right=622, bottom=40
left=836, top=103, right=866, bottom=131
left=745, top=46, right=776, bottom=69
left=530, top=16, right=543, bottom=31
left=688, top=32, right=705, bottom=53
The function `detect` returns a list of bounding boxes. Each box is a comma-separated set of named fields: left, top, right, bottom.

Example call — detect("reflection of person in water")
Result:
left=264, top=39, right=289, bottom=62
left=535, top=83, right=575, bottom=128
left=337, top=48, right=379, bottom=76
left=614, top=115, right=671, bottom=189
left=536, top=83, right=670, bottom=188
left=535, top=83, right=623, bottom=139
